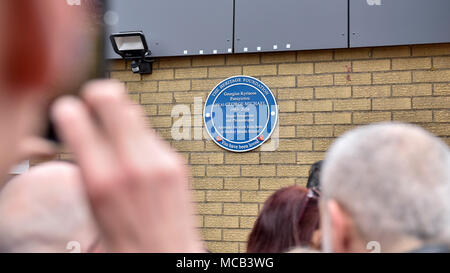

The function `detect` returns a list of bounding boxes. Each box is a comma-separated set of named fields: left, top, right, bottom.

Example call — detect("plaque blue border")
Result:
left=203, top=75, right=278, bottom=152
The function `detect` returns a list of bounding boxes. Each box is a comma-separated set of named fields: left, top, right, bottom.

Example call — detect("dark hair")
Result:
left=246, top=186, right=320, bottom=253
left=306, top=160, right=323, bottom=190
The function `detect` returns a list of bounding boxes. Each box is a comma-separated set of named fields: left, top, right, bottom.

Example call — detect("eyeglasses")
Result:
left=298, top=187, right=320, bottom=223
left=307, top=187, right=321, bottom=199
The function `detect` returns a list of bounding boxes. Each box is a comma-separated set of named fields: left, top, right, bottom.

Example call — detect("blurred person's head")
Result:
left=247, top=186, right=320, bottom=253
left=306, top=160, right=323, bottom=191
left=0, top=161, right=98, bottom=252
left=0, top=1, right=99, bottom=183
left=320, top=122, right=450, bottom=253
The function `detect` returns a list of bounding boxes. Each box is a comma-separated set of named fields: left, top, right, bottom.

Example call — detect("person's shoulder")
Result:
left=410, top=244, right=450, bottom=253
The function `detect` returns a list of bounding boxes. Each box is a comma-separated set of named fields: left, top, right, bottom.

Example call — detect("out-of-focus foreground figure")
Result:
left=320, top=122, right=450, bottom=253
left=0, top=1, right=87, bottom=184
left=0, top=1, right=202, bottom=252
left=0, top=162, right=98, bottom=252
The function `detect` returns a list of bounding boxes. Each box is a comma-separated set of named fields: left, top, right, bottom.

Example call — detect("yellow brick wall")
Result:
left=65, top=43, right=450, bottom=253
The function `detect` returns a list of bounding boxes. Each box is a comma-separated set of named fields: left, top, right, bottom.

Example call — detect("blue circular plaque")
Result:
left=204, top=75, right=278, bottom=152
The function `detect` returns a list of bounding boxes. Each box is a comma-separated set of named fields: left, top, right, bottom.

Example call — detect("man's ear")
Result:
left=327, top=200, right=354, bottom=253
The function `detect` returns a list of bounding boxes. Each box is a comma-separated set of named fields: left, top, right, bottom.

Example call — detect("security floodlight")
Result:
left=110, top=31, right=154, bottom=74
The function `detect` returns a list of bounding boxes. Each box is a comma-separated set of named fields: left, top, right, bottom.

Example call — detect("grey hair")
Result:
left=321, top=122, right=450, bottom=248
left=0, top=162, right=98, bottom=252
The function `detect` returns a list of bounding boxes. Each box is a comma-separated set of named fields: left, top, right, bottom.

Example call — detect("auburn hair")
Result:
left=247, top=186, right=320, bottom=253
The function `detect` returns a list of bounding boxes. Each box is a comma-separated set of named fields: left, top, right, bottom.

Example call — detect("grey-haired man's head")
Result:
left=320, top=122, right=450, bottom=253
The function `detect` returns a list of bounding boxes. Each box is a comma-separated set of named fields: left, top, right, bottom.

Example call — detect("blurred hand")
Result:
left=16, top=136, right=57, bottom=161
left=51, top=80, right=202, bottom=252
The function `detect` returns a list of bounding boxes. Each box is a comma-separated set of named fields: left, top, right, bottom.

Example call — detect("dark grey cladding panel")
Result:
left=234, top=0, right=348, bottom=53
left=105, top=0, right=234, bottom=58
left=104, top=0, right=449, bottom=58
left=350, top=0, right=450, bottom=47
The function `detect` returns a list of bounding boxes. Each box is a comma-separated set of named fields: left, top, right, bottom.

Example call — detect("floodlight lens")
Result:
left=114, top=36, right=144, bottom=51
